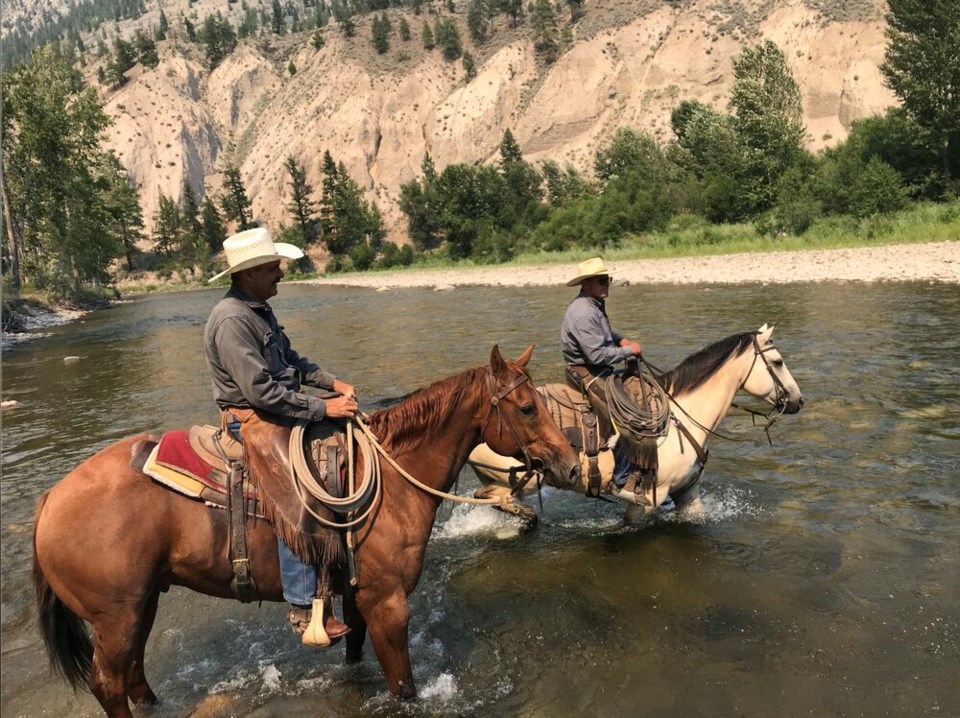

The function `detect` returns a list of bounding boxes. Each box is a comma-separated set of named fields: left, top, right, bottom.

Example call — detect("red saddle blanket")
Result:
left=151, top=430, right=259, bottom=502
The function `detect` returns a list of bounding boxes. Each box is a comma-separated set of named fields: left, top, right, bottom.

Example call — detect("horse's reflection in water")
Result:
left=32, top=345, right=579, bottom=718
left=471, top=324, right=804, bottom=524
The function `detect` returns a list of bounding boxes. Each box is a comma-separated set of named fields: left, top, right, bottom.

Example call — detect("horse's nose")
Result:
left=798, top=395, right=805, bottom=408
left=568, top=463, right=581, bottom=486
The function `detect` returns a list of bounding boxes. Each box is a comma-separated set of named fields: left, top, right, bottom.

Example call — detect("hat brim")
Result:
left=208, top=243, right=304, bottom=283
left=566, top=270, right=611, bottom=287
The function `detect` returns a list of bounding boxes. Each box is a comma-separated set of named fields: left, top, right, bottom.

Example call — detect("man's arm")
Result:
left=214, top=318, right=331, bottom=420
left=576, top=310, right=636, bottom=366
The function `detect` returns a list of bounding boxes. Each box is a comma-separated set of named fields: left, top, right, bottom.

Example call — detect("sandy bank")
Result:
left=298, top=241, right=960, bottom=290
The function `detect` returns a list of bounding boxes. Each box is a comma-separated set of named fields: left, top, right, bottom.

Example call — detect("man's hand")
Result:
left=332, top=379, right=357, bottom=400
left=620, top=339, right=642, bottom=356
left=325, top=395, right=358, bottom=419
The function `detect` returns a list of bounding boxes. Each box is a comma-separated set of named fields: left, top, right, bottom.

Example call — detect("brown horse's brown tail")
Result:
left=32, top=492, right=93, bottom=691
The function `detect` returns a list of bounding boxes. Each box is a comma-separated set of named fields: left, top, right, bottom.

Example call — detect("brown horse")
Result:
left=32, top=345, right=579, bottom=718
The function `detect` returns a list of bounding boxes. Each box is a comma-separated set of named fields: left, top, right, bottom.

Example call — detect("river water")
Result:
left=2, top=280, right=959, bottom=717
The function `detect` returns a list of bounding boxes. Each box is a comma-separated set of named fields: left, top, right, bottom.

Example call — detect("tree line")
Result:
left=3, top=0, right=957, bottom=299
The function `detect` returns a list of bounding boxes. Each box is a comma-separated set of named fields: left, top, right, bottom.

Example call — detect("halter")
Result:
left=481, top=367, right=542, bottom=496
left=730, top=334, right=791, bottom=443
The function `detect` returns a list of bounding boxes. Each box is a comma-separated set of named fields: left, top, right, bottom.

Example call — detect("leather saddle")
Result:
left=137, top=423, right=350, bottom=518
left=538, top=384, right=615, bottom=494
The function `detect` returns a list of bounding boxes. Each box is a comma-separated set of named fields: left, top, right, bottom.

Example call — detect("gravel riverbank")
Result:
left=298, top=241, right=960, bottom=290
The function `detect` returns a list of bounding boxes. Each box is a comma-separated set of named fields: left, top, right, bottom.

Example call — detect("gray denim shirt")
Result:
left=203, top=286, right=338, bottom=421
left=560, top=291, right=632, bottom=372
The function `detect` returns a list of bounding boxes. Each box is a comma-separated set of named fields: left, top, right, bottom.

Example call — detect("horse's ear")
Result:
left=758, top=323, right=776, bottom=341
left=515, top=344, right=535, bottom=367
left=490, top=344, right=506, bottom=374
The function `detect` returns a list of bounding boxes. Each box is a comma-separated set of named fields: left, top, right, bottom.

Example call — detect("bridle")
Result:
left=481, top=367, right=543, bottom=497
left=730, top=334, right=792, bottom=442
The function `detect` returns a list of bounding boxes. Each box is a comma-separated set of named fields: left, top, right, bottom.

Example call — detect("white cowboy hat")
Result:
left=566, top=257, right=611, bottom=286
left=208, top=228, right=304, bottom=282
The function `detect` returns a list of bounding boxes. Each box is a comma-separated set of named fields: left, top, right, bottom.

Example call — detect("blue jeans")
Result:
left=277, top=538, right=317, bottom=606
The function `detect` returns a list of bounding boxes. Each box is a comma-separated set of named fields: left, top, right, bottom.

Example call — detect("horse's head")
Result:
left=483, top=344, right=581, bottom=488
left=740, top=324, right=804, bottom=414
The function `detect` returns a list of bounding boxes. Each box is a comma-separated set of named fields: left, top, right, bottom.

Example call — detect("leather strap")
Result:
left=228, top=464, right=258, bottom=603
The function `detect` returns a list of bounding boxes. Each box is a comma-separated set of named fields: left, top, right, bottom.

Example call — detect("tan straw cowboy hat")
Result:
left=209, top=227, right=304, bottom=282
left=566, top=257, right=611, bottom=286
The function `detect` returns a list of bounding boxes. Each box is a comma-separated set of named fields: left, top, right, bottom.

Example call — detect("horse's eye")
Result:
left=519, top=404, right=537, bottom=417
left=773, top=359, right=784, bottom=368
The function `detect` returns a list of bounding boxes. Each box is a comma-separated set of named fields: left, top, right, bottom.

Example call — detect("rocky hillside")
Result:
left=91, top=0, right=895, bottom=242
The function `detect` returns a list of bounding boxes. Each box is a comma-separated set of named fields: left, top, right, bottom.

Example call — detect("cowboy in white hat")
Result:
left=203, top=227, right=356, bottom=646
left=560, top=257, right=646, bottom=494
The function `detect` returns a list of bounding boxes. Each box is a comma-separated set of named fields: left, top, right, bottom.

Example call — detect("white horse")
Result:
left=468, top=324, right=804, bottom=524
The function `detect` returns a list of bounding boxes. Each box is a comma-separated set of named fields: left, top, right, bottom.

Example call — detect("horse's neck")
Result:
left=383, top=400, right=483, bottom=498
left=669, top=350, right=751, bottom=446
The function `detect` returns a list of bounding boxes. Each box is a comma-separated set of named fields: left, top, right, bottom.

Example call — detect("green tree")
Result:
left=157, top=9, right=169, bottom=40
left=730, top=40, right=807, bottom=214
left=317, top=152, right=383, bottom=259
left=372, top=13, right=390, bottom=54
left=467, top=0, right=490, bottom=43
left=462, top=51, right=477, bottom=79
left=271, top=0, right=285, bottom=34
left=422, top=21, right=435, bottom=50
left=200, top=197, right=225, bottom=254
left=134, top=29, right=159, bottom=68
left=594, top=126, right=665, bottom=185
left=399, top=17, right=411, bottom=42
left=881, top=0, right=960, bottom=191
left=540, top=159, right=590, bottom=207
left=199, top=13, right=237, bottom=69
left=434, top=17, right=462, bottom=60
left=529, top=0, right=560, bottom=63
left=399, top=153, right=443, bottom=251
left=220, top=165, right=253, bottom=230
left=3, top=48, right=125, bottom=296
left=108, top=35, right=136, bottom=85
left=153, top=192, right=182, bottom=256
left=498, top=0, right=523, bottom=27
left=180, top=180, right=204, bottom=263
left=285, top=156, right=319, bottom=245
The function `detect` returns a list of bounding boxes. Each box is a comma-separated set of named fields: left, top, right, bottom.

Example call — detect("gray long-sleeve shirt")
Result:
left=203, top=286, right=338, bottom=421
left=560, top=291, right=633, bottom=372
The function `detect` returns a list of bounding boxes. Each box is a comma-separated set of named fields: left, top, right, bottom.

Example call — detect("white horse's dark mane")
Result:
left=659, top=332, right=756, bottom=396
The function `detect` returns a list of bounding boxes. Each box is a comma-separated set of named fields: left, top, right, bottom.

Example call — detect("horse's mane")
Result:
left=367, top=365, right=487, bottom=453
left=658, top=331, right=756, bottom=396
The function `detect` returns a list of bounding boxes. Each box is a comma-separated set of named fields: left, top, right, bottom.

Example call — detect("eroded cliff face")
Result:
left=98, top=0, right=895, bottom=242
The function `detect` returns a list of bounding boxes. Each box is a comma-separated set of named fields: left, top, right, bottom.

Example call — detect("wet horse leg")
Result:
left=127, top=589, right=160, bottom=706
left=362, top=590, right=416, bottom=699
left=343, top=590, right=367, bottom=664
left=88, top=607, right=145, bottom=718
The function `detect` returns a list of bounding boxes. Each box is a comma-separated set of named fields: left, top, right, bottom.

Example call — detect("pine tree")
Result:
left=285, top=156, right=319, bottom=245
left=220, top=165, right=253, bottom=230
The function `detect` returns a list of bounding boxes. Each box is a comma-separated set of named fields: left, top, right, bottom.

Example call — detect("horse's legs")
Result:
left=343, top=590, right=367, bottom=664
left=89, top=618, right=139, bottom=718
left=362, top=590, right=416, bottom=699
left=127, top=590, right=160, bottom=706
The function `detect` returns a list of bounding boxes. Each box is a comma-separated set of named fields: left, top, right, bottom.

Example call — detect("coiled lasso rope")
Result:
left=289, top=416, right=509, bottom=528
left=604, top=372, right=670, bottom=441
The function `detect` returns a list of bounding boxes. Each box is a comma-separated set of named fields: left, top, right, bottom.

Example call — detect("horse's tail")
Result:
left=32, top=491, right=93, bottom=691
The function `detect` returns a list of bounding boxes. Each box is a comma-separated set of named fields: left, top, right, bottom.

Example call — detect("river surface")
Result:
left=2, top=281, right=959, bottom=717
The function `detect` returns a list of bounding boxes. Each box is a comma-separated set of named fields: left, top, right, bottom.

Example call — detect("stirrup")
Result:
left=301, top=598, right=349, bottom=647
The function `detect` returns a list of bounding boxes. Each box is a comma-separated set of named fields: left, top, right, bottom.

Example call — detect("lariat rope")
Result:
left=287, top=367, right=543, bottom=526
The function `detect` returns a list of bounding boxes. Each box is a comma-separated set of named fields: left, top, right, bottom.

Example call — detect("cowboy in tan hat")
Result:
left=560, top=257, right=647, bottom=492
left=203, top=227, right=356, bottom=646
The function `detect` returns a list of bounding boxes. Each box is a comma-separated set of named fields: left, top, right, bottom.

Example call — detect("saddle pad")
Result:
left=151, top=430, right=259, bottom=501
left=143, top=443, right=206, bottom=498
